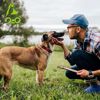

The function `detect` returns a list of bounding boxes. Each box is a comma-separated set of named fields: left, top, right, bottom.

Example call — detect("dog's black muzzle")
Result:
left=42, top=31, right=65, bottom=42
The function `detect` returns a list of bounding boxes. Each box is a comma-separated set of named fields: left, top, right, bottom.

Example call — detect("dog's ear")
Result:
left=41, top=34, right=49, bottom=41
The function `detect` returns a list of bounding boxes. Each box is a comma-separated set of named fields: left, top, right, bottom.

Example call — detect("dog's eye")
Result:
left=42, top=34, right=48, bottom=41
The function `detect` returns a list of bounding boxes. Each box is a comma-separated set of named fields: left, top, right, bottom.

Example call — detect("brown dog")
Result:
left=0, top=32, right=56, bottom=90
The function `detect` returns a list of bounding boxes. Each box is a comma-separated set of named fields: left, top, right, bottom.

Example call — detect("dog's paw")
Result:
left=1, top=86, right=8, bottom=92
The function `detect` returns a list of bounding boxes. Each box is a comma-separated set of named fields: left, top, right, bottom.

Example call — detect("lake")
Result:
left=0, top=35, right=74, bottom=45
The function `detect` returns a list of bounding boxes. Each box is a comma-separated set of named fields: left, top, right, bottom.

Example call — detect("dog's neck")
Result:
left=42, top=42, right=53, bottom=53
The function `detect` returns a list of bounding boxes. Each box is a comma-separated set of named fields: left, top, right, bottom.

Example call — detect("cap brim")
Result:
left=62, top=19, right=76, bottom=25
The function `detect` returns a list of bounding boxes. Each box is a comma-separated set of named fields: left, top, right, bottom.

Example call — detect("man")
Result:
left=52, top=14, right=100, bottom=93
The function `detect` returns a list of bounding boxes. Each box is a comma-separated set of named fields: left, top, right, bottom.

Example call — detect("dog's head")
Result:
left=41, top=31, right=64, bottom=53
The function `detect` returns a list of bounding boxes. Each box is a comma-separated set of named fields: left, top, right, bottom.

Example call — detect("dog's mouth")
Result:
left=42, top=33, right=64, bottom=42
left=56, top=37, right=64, bottom=41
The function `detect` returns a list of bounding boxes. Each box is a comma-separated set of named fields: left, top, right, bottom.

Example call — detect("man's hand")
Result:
left=76, top=69, right=89, bottom=78
left=51, top=37, right=70, bottom=58
left=51, top=37, right=64, bottom=47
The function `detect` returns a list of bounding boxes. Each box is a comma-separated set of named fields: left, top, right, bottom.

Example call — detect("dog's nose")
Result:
left=42, top=34, right=49, bottom=41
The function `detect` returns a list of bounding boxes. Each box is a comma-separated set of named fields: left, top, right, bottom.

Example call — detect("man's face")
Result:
left=67, top=24, right=79, bottom=39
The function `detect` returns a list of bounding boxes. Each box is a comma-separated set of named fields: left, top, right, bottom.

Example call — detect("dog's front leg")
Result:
left=36, top=70, right=44, bottom=85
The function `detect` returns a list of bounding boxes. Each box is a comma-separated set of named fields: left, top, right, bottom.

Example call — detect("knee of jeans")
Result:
left=65, top=70, right=74, bottom=79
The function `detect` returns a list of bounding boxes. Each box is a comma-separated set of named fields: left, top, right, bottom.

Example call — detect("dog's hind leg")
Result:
left=36, top=70, right=44, bottom=85
left=2, top=70, right=12, bottom=91
left=0, top=75, right=2, bottom=81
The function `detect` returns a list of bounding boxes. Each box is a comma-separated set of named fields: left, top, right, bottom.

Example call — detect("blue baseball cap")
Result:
left=63, top=14, right=89, bottom=29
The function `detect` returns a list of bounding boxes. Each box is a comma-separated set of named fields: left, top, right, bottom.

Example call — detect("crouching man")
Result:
left=52, top=14, right=100, bottom=93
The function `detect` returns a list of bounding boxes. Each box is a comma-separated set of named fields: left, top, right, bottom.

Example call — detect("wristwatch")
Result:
left=88, top=70, right=94, bottom=78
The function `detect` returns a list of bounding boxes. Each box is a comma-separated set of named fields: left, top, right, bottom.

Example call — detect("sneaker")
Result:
left=84, top=84, right=100, bottom=93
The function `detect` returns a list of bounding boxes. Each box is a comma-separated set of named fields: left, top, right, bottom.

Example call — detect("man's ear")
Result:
left=76, top=27, right=81, bottom=33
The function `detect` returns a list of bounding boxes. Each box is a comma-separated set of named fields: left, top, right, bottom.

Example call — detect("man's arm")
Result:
left=52, top=37, right=77, bottom=65
left=60, top=43, right=70, bottom=58
left=94, top=42, right=100, bottom=60
left=77, top=69, right=100, bottom=78
left=93, top=70, right=100, bottom=76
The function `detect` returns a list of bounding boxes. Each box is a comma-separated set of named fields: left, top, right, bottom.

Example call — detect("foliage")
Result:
left=0, top=0, right=42, bottom=45
left=0, top=42, right=6, bottom=48
left=0, top=0, right=28, bottom=27
left=0, top=26, right=43, bottom=47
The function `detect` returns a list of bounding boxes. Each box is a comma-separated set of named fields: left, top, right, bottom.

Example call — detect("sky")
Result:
left=21, top=0, right=100, bottom=32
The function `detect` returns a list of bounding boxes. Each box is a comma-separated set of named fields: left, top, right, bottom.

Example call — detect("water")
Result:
left=0, top=35, right=74, bottom=45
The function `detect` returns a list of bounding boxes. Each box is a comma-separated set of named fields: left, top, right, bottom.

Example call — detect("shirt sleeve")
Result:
left=65, top=53, right=75, bottom=65
left=94, top=42, right=100, bottom=60
left=64, top=41, right=81, bottom=65
left=89, top=32, right=100, bottom=59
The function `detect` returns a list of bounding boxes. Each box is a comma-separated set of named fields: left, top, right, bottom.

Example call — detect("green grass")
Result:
left=0, top=51, right=100, bottom=100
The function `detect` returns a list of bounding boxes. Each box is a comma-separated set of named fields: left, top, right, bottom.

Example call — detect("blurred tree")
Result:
left=0, top=0, right=42, bottom=46
left=0, top=0, right=28, bottom=28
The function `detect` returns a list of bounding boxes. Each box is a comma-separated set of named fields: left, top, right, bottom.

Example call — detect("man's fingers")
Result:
left=52, top=37, right=59, bottom=43
left=76, top=70, right=83, bottom=75
left=76, top=69, right=89, bottom=78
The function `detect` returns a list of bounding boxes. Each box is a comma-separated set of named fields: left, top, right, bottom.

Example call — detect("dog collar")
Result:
left=42, top=46, right=52, bottom=53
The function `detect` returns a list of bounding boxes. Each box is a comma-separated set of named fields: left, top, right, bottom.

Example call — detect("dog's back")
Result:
left=0, top=46, right=26, bottom=57
left=0, top=46, right=39, bottom=65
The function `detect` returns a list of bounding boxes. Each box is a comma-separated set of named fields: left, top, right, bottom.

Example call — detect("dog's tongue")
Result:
left=57, top=38, right=64, bottom=41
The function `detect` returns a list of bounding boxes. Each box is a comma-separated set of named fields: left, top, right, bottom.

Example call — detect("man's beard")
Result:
left=70, top=32, right=79, bottom=39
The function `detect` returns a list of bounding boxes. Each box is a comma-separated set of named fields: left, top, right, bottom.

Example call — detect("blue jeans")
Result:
left=65, top=50, right=100, bottom=80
